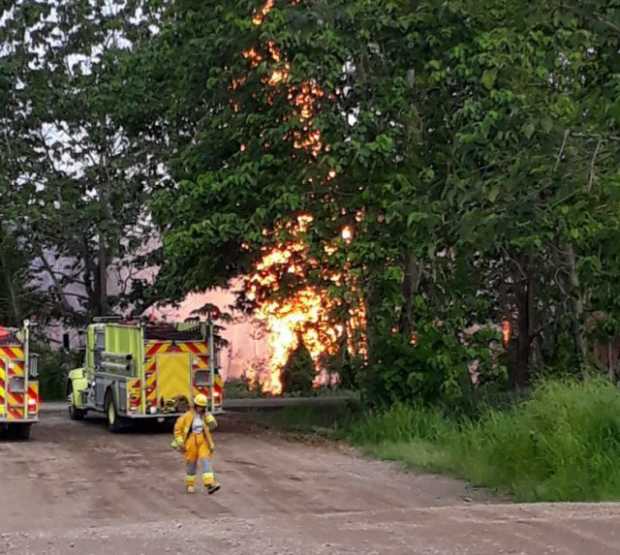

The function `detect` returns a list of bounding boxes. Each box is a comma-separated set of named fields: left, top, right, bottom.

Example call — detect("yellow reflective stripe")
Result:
left=9, top=363, right=24, bottom=377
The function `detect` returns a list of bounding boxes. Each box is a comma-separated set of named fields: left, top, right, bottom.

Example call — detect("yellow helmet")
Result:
left=194, top=393, right=208, bottom=408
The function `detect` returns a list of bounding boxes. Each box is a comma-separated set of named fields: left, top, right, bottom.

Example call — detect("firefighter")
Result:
left=172, top=393, right=220, bottom=494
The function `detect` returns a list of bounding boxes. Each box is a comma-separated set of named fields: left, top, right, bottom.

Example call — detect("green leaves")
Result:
left=487, top=185, right=501, bottom=203
left=522, top=121, right=536, bottom=140
left=481, top=68, right=497, bottom=90
left=104, top=0, right=620, bottom=403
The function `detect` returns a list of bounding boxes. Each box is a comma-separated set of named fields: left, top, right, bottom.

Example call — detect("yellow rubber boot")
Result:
left=203, top=472, right=220, bottom=495
left=186, top=475, right=196, bottom=494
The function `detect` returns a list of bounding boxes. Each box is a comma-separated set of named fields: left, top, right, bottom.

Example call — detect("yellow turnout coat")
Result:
left=173, top=410, right=217, bottom=462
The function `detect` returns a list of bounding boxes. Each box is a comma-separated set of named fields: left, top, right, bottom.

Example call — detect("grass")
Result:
left=255, top=403, right=358, bottom=435
left=224, top=378, right=359, bottom=400
left=258, top=379, right=620, bottom=502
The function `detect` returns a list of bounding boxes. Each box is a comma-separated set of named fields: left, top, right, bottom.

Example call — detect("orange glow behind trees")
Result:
left=231, top=1, right=367, bottom=393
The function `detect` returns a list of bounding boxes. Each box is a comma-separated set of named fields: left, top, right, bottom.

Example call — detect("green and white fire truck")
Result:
left=67, top=318, right=224, bottom=432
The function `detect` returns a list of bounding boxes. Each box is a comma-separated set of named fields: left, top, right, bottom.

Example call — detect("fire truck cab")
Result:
left=0, top=321, right=39, bottom=439
left=66, top=318, right=224, bottom=432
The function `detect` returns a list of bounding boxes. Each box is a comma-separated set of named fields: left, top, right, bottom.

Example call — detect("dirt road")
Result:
left=1, top=413, right=619, bottom=554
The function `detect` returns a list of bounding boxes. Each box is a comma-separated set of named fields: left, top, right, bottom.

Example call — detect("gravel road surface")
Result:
left=1, top=413, right=618, bottom=554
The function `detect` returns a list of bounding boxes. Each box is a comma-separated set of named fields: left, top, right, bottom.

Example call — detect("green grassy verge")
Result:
left=224, top=378, right=358, bottom=400
left=258, top=379, right=620, bottom=502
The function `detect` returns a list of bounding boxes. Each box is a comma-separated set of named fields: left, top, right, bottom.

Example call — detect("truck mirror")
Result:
left=29, top=354, right=39, bottom=378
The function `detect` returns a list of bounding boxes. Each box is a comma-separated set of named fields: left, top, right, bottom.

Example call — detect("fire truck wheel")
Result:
left=15, top=423, right=31, bottom=440
left=69, top=403, right=86, bottom=421
left=68, top=386, right=86, bottom=421
left=105, top=392, right=123, bottom=433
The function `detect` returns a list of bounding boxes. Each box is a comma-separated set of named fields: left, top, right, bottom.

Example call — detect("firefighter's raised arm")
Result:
left=206, top=413, right=218, bottom=431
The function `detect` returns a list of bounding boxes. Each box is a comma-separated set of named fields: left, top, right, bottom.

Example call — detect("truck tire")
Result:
left=14, top=423, right=32, bottom=440
left=68, top=385, right=86, bottom=421
left=105, top=391, right=123, bottom=433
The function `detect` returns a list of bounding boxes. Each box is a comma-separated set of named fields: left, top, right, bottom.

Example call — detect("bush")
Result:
left=365, top=324, right=506, bottom=410
left=281, top=338, right=315, bottom=395
left=34, top=345, right=80, bottom=401
left=225, top=378, right=263, bottom=399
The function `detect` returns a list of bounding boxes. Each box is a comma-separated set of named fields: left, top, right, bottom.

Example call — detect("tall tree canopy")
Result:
left=1, top=0, right=618, bottom=402
left=0, top=1, right=163, bottom=325
left=121, top=0, right=618, bottom=400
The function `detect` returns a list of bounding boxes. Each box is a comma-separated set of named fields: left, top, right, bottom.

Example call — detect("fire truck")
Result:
left=0, top=321, right=39, bottom=439
left=66, top=317, right=224, bottom=432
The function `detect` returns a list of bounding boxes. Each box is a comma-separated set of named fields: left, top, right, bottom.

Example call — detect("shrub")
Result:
left=281, top=337, right=315, bottom=395
left=34, top=345, right=80, bottom=401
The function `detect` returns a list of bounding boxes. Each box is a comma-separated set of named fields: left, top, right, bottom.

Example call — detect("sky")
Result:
left=2, top=1, right=269, bottom=380
left=153, top=288, right=269, bottom=382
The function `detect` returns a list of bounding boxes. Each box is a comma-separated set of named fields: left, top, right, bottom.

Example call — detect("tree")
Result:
left=281, top=334, right=314, bottom=395
left=122, top=0, right=620, bottom=402
left=0, top=1, right=164, bottom=325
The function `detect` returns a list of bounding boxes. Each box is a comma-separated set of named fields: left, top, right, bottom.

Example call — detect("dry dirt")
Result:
left=1, top=412, right=619, bottom=554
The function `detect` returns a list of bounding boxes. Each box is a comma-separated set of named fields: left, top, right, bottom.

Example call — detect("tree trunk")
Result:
left=566, top=244, right=588, bottom=376
left=510, top=257, right=533, bottom=390
left=0, top=246, right=21, bottom=325
left=97, top=235, right=108, bottom=316
left=37, top=249, right=73, bottom=317
left=82, top=237, right=97, bottom=311
left=608, top=339, right=615, bottom=383
left=364, top=283, right=378, bottom=367
left=399, top=251, right=421, bottom=340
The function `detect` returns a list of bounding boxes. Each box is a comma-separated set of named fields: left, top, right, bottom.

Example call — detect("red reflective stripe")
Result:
left=8, top=362, right=24, bottom=377
left=0, top=347, right=17, bottom=360
left=146, top=342, right=165, bottom=358
left=185, top=342, right=201, bottom=354
left=9, top=392, right=24, bottom=404
left=8, top=407, right=24, bottom=419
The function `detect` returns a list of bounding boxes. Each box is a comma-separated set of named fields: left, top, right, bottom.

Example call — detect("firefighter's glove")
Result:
left=206, top=414, right=218, bottom=431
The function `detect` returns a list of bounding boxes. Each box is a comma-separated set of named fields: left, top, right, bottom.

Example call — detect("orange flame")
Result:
left=244, top=216, right=367, bottom=394
left=252, top=0, right=275, bottom=25
left=236, top=1, right=366, bottom=394
left=501, top=319, right=511, bottom=348
left=341, top=226, right=354, bottom=243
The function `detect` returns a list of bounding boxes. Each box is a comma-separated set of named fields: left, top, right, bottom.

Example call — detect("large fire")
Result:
left=244, top=215, right=350, bottom=394
left=238, top=1, right=366, bottom=394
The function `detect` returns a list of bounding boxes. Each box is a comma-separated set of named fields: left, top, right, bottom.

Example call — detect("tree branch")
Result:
left=587, top=138, right=603, bottom=193
left=554, top=129, right=570, bottom=172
